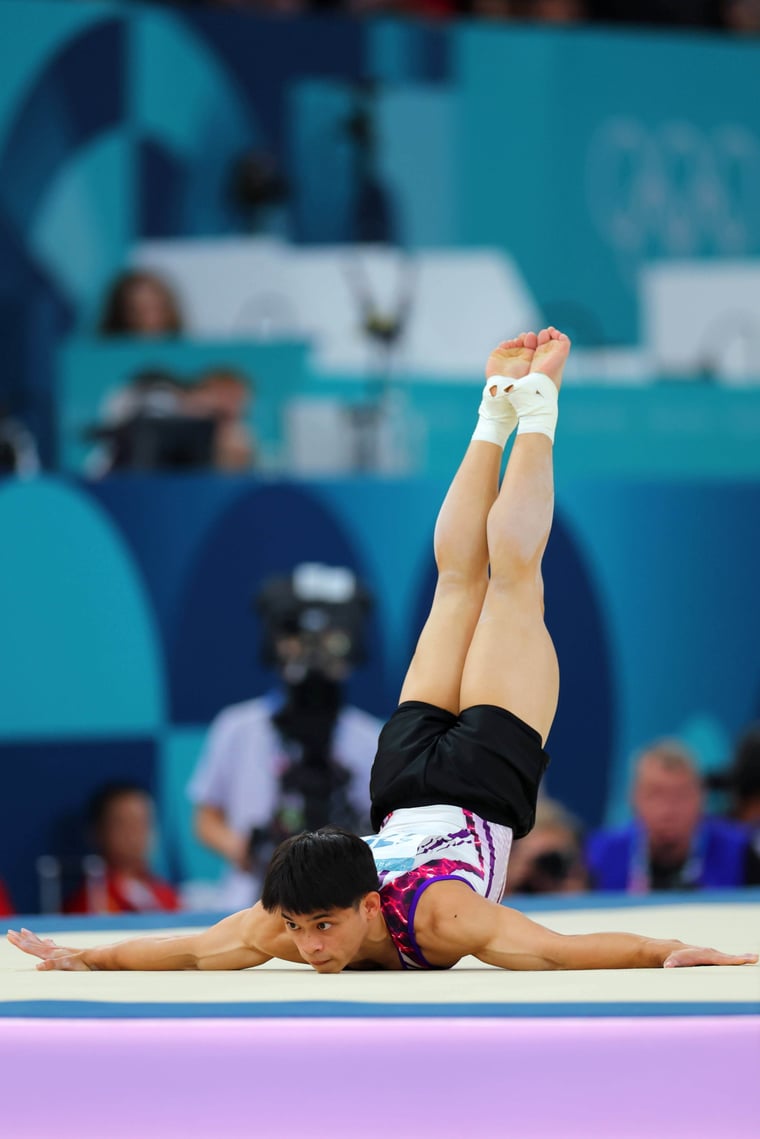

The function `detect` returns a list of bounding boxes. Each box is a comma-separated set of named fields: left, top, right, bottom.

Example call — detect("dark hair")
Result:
left=87, top=782, right=150, bottom=829
left=261, top=826, right=378, bottom=915
left=98, top=270, right=183, bottom=336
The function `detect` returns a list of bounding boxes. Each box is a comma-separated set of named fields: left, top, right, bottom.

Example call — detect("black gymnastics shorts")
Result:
left=369, top=701, right=550, bottom=838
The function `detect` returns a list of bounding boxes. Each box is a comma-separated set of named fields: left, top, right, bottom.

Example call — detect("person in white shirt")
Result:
left=188, top=564, right=383, bottom=909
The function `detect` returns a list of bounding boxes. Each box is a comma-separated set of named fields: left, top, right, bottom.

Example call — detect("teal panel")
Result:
left=0, top=478, right=164, bottom=738
left=454, top=25, right=760, bottom=345
left=377, top=87, right=456, bottom=246
left=401, top=383, right=760, bottom=481
left=0, top=1, right=111, bottom=146
left=131, top=7, right=259, bottom=234
left=289, top=80, right=356, bottom=243
left=133, top=7, right=255, bottom=153
left=366, top=18, right=434, bottom=82
left=312, top=479, right=439, bottom=687
left=159, top=727, right=226, bottom=884
left=32, top=132, right=133, bottom=323
left=558, top=483, right=760, bottom=824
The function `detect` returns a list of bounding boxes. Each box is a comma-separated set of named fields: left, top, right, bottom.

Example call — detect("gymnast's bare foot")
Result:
left=485, top=332, right=538, bottom=386
left=530, top=326, right=571, bottom=392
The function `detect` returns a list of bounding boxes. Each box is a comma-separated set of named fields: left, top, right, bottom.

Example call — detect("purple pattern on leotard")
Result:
left=482, top=820, right=496, bottom=897
left=379, top=858, right=484, bottom=970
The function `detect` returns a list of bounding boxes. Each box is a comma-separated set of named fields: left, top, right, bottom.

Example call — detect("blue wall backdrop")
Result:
left=3, top=473, right=760, bottom=910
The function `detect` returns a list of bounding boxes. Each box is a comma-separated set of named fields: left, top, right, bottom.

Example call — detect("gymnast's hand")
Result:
left=7, top=928, right=91, bottom=970
left=662, top=944, right=758, bottom=968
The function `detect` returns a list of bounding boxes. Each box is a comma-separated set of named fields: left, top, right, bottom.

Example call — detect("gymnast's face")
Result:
left=281, top=895, right=380, bottom=973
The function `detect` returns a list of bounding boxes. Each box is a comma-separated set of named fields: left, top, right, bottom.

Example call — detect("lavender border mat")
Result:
left=2, top=1016, right=758, bottom=1138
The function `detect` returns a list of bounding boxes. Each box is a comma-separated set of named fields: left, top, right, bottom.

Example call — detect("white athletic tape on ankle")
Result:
left=472, top=377, right=518, bottom=448
left=506, top=372, right=558, bottom=442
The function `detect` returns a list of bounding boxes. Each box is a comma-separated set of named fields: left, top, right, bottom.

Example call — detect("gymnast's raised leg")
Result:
left=397, top=331, right=549, bottom=717
left=398, top=327, right=566, bottom=738
left=458, top=326, right=568, bottom=742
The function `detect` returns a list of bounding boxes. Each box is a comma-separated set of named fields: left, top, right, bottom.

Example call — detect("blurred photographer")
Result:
left=504, top=798, right=588, bottom=896
left=0, top=403, right=40, bottom=477
left=188, top=564, right=383, bottom=909
left=708, top=723, right=760, bottom=885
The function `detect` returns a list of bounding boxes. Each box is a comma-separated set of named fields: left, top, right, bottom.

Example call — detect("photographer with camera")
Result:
left=0, top=402, right=39, bottom=477
left=503, top=797, right=589, bottom=896
left=188, top=564, right=383, bottom=910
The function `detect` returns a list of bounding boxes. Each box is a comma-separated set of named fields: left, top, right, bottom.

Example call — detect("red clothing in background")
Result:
left=0, top=879, right=14, bottom=916
left=64, top=869, right=179, bottom=915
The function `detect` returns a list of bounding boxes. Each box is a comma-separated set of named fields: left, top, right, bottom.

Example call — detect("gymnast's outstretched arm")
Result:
left=417, top=882, right=759, bottom=971
left=6, top=903, right=296, bottom=971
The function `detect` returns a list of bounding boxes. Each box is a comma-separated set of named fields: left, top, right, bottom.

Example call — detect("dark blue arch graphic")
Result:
left=408, top=510, right=615, bottom=828
left=0, top=18, right=123, bottom=462
left=138, top=138, right=189, bottom=239
left=177, top=10, right=365, bottom=156
left=0, top=18, right=125, bottom=233
left=0, top=206, right=74, bottom=462
left=170, top=483, right=389, bottom=724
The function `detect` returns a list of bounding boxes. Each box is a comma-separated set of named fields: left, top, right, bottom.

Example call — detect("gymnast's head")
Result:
left=261, top=827, right=381, bottom=973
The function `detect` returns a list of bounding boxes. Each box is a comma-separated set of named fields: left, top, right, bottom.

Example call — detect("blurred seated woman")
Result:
left=184, top=366, right=257, bottom=472
left=64, top=783, right=179, bottom=914
left=98, top=270, right=184, bottom=338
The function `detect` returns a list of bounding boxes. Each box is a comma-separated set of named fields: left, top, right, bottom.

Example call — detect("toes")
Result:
left=524, top=331, right=538, bottom=349
left=537, top=329, right=551, bottom=345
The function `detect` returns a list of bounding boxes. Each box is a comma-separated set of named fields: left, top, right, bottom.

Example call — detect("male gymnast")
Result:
left=9, top=328, right=758, bottom=974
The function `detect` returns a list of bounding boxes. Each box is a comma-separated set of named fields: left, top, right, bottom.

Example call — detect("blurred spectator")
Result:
left=0, top=877, right=14, bottom=917
left=504, top=797, right=588, bottom=895
left=88, top=366, right=257, bottom=476
left=723, top=0, right=760, bottom=31
left=86, top=368, right=206, bottom=477
left=98, top=270, right=184, bottom=339
left=64, top=783, right=179, bottom=914
left=0, top=403, right=40, bottom=477
left=530, top=0, right=587, bottom=19
left=464, top=0, right=587, bottom=18
left=587, top=1, right=721, bottom=26
left=188, top=564, right=383, bottom=910
left=587, top=740, right=750, bottom=892
left=715, top=724, right=760, bottom=885
left=185, top=366, right=258, bottom=471
left=211, top=1, right=307, bottom=10
left=99, top=367, right=186, bottom=433
left=720, top=724, right=760, bottom=827
left=464, top=1, right=513, bottom=20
